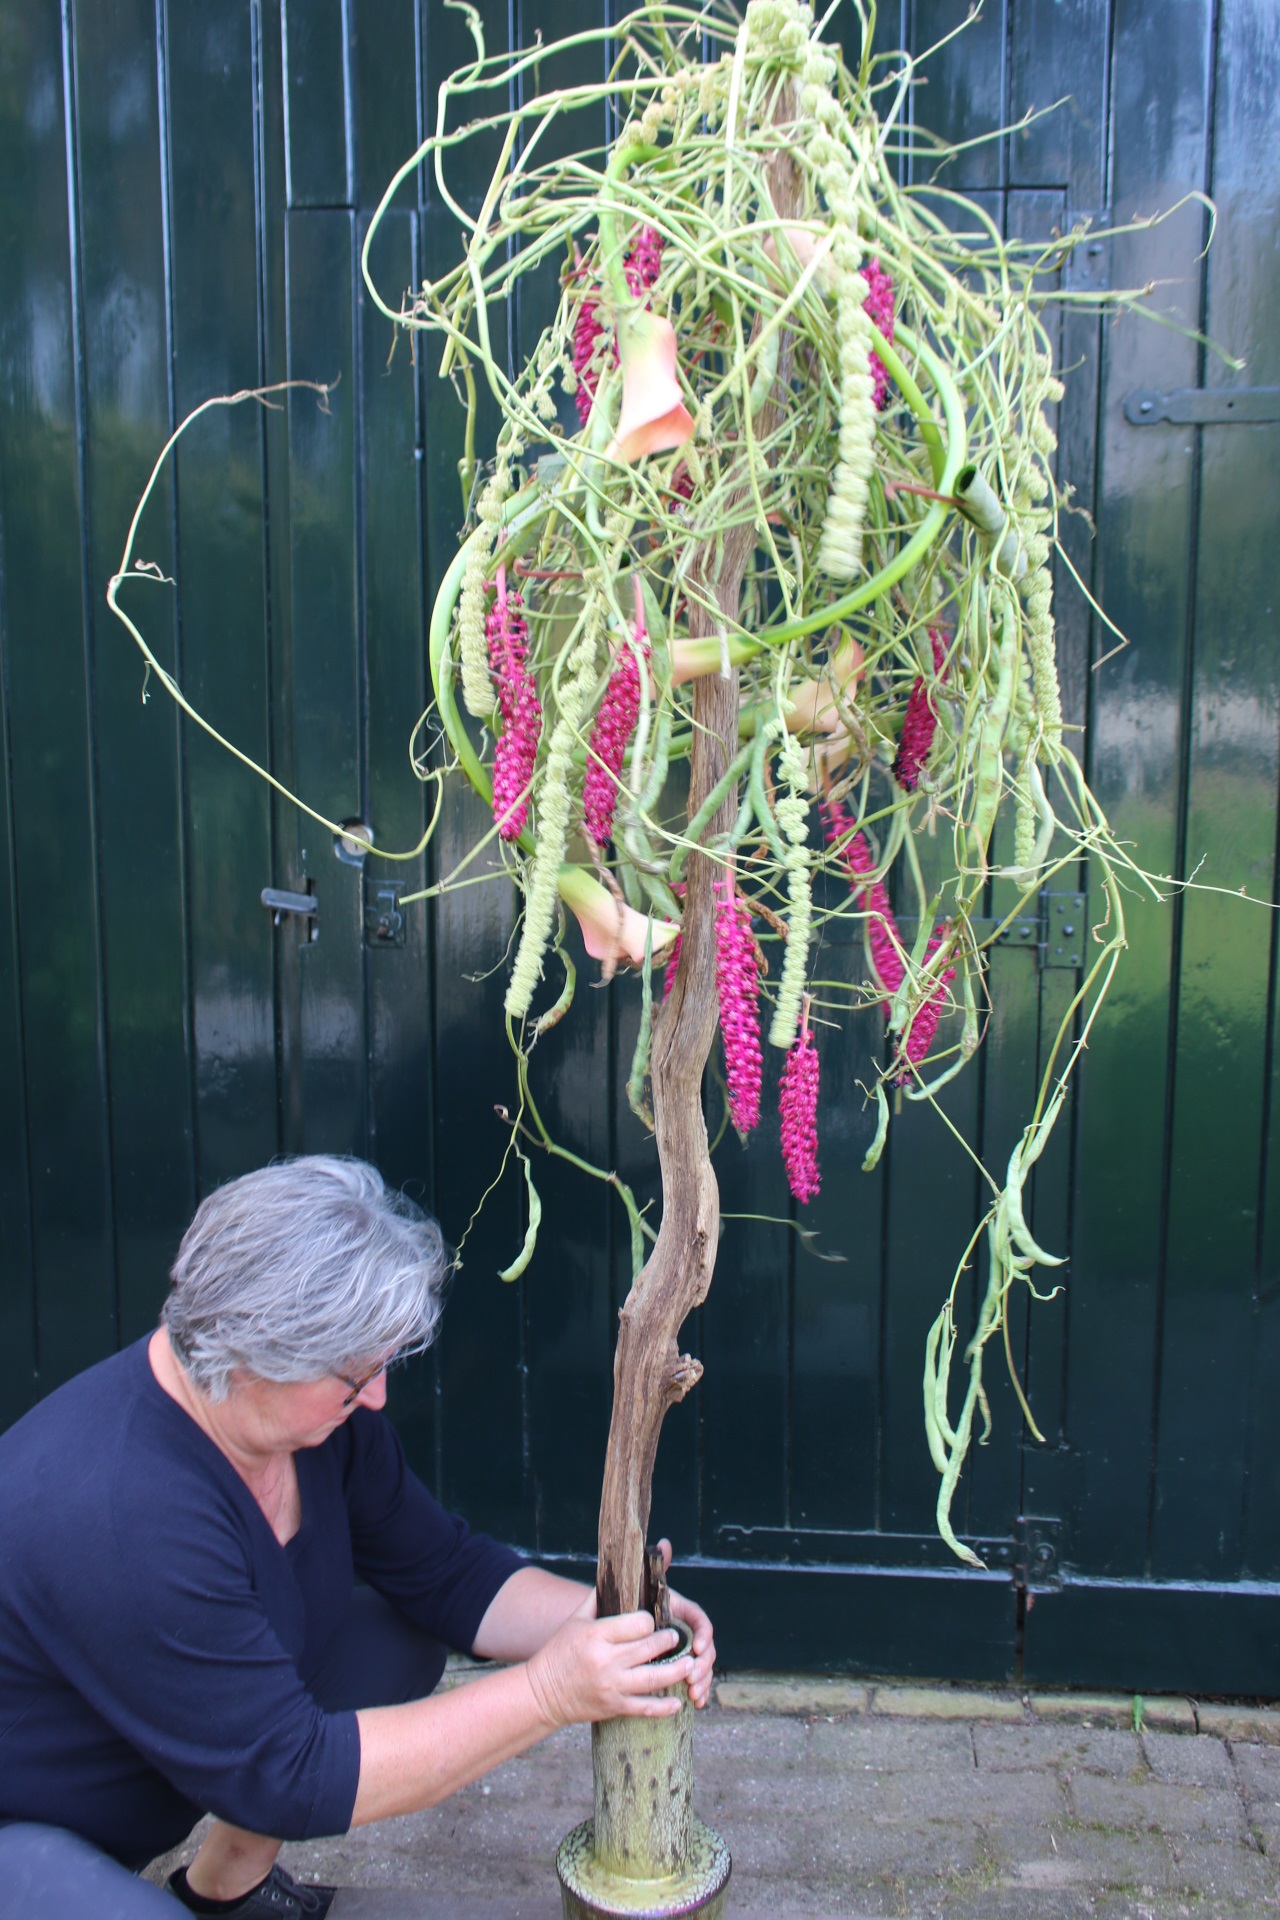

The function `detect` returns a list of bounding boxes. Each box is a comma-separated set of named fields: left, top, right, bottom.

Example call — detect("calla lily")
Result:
left=784, top=638, right=865, bottom=784
left=669, top=636, right=761, bottom=685
left=762, top=225, right=835, bottom=295
left=606, top=310, right=695, bottom=464
left=784, top=637, right=864, bottom=738
left=557, top=865, right=678, bottom=968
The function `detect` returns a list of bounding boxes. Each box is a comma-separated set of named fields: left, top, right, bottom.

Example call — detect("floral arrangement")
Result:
left=110, top=0, right=1200, bottom=1577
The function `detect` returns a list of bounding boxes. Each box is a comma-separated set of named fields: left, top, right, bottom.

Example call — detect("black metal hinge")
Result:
left=1039, top=890, right=1085, bottom=970
left=838, top=889, right=1085, bottom=970
left=1125, top=386, right=1280, bottom=427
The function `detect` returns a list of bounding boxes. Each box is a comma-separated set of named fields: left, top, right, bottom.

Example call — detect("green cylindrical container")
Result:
left=556, top=1622, right=731, bottom=1920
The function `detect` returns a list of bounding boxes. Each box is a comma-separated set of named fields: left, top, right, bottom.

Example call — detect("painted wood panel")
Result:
left=0, top=0, right=1276, bottom=1688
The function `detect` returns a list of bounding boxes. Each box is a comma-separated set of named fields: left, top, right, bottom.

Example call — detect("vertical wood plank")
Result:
left=1008, top=0, right=1108, bottom=206
left=165, top=0, right=280, bottom=1191
left=351, top=0, right=417, bottom=213
left=788, top=932, right=886, bottom=1538
left=0, top=0, right=116, bottom=1391
left=1153, top=0, right=1280, bottom=1580
left=421, top=0, right=530, bottom=1539
left=285, top=208, right=367, bottom=1156
left=0, top=527, right=36, bottom=1420
left=911, top=0, right=1007, bottom=192
left=282, top=0, right=352, bottom=208
left=73, top=0, right=196, bottom=1343
left=1066, top=0, right=1213, bottom=1578
left=357, top=201, right=437, bottom=1463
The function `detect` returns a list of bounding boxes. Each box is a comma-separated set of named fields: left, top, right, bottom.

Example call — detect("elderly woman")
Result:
left=0, top=1158, right=714, bottom=1920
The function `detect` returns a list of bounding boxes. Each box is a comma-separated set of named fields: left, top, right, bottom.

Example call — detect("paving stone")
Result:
left=1197, top=1703, right=1280, bottom=1745
left=803, top=1714, right=975, bottom=1774
left=1161, top=1834, right=1280, bottom=1907
left=1234, top=1738, right=1280, bottom=1849
left=1234, top=1741, right=1280, bottom=1798
left=991, top=1819, right=1175, bottom=1893
left=329, top=1898, right=560, bottom=1918
left=1068, top=1771, right=1250, bottom=1843
left=870, top=1683, right=1024, bottom=1722
left=975, top=1722, right=1145, bottom=1778
left=936, top=1889, right=1098, bottom=1920
left=859, top=1766, right=1067, bottom=1827
left=1141, top=1728, right=1233, bottom=1788
left=714, top=1674, right=870, bottom=1717
left=1030, top=1691, right=1139, bottom=1729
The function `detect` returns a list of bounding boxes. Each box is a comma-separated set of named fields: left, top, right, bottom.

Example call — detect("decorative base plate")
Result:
left=555, top=1816, right=731, bottom=1920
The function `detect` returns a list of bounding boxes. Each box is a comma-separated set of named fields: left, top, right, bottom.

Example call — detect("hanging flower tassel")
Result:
left=487, top=567, right=542, bottom=840
left=571, top=294, right=606, bottom=427
left=583, top=579, right=651, bottom=846
left=625, top=224, right=664, bottom=296
left=891, top=627, right=948, bottom=793
left=823, top=800, right=953, bottom=1081
left=779, top=1008, right=821, bottom=1204
left=861, top=257, right=896, bottom=412
left=714, top=867, right=762, bottom=1134
left=822, top=800, right=904, bottom=993
left=900, top=930, right=957, bottom=1080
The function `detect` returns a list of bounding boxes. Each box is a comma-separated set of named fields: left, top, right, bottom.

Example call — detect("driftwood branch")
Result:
left=596, top=101, right=803, bottom=1616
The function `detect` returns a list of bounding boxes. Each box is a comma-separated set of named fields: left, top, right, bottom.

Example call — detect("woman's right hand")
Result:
left=524, top=1590, right=692, bottom=1729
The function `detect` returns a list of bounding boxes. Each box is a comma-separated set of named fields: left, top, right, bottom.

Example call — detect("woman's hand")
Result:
left=524, top=1590, right=693, bottom=1729
left=655, top=1537, right=716, bottom=1709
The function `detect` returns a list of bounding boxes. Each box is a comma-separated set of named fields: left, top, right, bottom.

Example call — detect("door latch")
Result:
left=364, top=879, right=406, bottom=949
left=261, top=885, right=318, bottom=941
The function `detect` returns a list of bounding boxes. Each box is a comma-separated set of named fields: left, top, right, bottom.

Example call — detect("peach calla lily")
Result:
left=784, top=637, right=865, bottom=784
left=762, top=224, right=835, bottom=295
left=606, top=310, right=695, bottom=464
left=785, top=637, right=864, bottom=737
left=557, top=865, right=678, bottom=969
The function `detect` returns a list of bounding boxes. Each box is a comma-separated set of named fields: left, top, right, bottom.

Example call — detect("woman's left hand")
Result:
left=655, top=1537, right=715, bottom=1709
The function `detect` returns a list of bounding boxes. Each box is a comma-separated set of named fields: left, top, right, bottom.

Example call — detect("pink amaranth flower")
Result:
left=862, top=257, right=896, bottom=412
left=823, top=799, right=953, bottom=1079
left=487, top=569, right=542, bottom=840
left=779, top=1025, right=821, bottom=1203
left=901, top=930, right=956, bottom=1078
left=822, top=800, right=904, bottom=993
left=572, top=294, right=605, bottom=427
left=891, top=627, right=949, bottom=794
left=714, top=870, right=762, bottom=1134
left=583, top=583, right=651, bottom=846
left=571, top=228, right=665, bottom=429
left=625, top=225, right=664, bottom=297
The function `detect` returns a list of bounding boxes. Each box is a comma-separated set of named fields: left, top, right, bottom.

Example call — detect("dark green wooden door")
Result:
left=1, top=0, right=1277, bottom=1692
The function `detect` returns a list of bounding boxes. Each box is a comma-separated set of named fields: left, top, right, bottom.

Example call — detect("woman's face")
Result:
left=224, top=1361, right=389, bottom=1454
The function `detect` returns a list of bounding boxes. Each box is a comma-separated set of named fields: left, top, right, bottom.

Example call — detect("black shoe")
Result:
left=167, top=1863, right=337, bottom=1918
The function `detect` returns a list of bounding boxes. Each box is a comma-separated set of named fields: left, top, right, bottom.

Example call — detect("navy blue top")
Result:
left=0, top=1338, right=524, bottom=1869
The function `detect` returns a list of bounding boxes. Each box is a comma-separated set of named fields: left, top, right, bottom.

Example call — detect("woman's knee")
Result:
left=305, top=1586, right=448, bottom=1712
left=0, top=1824, right=178, bottom=1919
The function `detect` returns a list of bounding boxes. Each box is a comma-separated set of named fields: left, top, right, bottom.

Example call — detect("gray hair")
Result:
left=163, top=1157, right=448, bottom=1400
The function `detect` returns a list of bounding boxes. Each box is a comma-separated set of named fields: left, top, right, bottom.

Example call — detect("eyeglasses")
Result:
left=335, top=1360, right=388, bottom=1408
